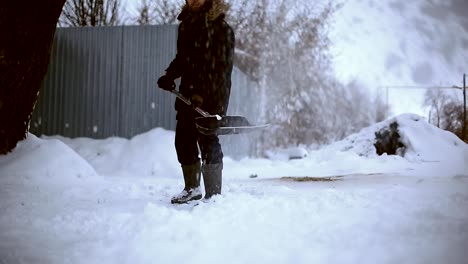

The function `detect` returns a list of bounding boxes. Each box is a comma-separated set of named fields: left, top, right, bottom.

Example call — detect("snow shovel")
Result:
left=169, top=90, right=268, bottom=135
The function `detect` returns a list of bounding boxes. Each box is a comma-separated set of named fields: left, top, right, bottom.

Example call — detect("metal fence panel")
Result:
left=120, top=25, right=178, bottom=137
left=32, top=26, right=125, bottom=138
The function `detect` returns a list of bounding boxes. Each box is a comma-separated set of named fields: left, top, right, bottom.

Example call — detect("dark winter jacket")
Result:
left=165, top=0, right=235, bottom=117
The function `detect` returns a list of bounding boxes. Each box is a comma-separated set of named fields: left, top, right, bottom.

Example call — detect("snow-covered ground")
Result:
left=1, top=114, right=467, bottom=263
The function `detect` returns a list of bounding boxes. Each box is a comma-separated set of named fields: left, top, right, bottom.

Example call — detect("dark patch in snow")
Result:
left=280, top=173, right=385, bottom=182
left=409, top=115, right=421, bottom=122
left=281, top=176, right=342, bottom=182
left=374, top=122, right=406, bottom=156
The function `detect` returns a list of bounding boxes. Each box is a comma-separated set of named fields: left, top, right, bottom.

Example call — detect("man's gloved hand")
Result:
left=191, top=94, right=203, bottom=108
left=157, top=75, right=175, bottom=91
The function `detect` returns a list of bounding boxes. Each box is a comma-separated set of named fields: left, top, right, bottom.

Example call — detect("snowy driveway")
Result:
left=1, top=173, right=467, bottom=264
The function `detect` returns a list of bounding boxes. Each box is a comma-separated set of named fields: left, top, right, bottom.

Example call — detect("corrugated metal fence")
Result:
left=30, top=25, right=259, bottom=158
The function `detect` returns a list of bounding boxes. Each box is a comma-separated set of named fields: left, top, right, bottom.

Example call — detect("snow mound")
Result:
left=265, top=146, right=309, bottom=161
left=0, top=134, right=98, bottom=184
left=47, top=128, right=180, bottom=177
left=396, top=114, right=467, bottom=163
left=330, top=114, right=468, bottom=163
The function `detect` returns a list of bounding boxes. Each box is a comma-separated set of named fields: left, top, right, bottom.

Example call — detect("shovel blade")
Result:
left=195, top=116, right=262, bottom=135
left=196, top=115, right=252, bottom=129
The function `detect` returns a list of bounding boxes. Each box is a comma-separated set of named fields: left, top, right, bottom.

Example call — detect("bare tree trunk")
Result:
left=0, top=1, right=66, bottom=154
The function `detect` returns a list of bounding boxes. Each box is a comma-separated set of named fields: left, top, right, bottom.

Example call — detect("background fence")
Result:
left=30, top=25, right=259, bottom=158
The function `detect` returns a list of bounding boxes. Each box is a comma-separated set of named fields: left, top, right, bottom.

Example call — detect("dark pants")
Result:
left=175, top=114, right=223, bottom=166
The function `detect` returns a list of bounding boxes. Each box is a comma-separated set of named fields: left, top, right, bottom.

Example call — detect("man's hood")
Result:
left=178, top=0, right=229, bottom=21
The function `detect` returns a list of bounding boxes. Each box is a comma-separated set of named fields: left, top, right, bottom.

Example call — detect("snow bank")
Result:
left=0, top=134, right=98, bottom=184
left=327, top=114, right=467, bottom=175
left=223, top=114, right=468, bottom=180
left=396, top=114, right=466, bottom=163
left=1, top=114, right=464, bottom=183
left=45, top=128, right=180, bottom=178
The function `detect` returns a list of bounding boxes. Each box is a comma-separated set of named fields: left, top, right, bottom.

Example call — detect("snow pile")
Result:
left=396, top=114, right=467, bottom=163
left=1, top=114, right=465, bottom=183
left=330, top=0, right=468, bottom=115
left=45, top=128, right=180, bottom=178
left=327, top=114, right=467, bottom=174
left=332, top=114, right=465, bottom=157
left=0, top=134, right=98, bottom=185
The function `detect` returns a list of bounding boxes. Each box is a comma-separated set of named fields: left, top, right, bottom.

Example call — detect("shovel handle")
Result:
left=169, top=90, right=211, bottom=118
